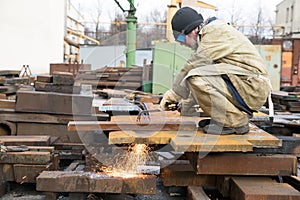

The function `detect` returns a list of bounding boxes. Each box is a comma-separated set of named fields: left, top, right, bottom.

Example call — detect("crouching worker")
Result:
left=160, top=7, right=271, bottom=135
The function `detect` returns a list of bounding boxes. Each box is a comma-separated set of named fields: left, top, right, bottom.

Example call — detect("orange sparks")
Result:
left=101, top=144, right=151, bottom=178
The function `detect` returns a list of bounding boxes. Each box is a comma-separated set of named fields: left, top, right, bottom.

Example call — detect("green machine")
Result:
left=152, top=42, right=192, bottom=94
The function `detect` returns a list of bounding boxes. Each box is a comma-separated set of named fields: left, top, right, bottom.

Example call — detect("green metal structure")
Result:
left=152, top=43, right=282, bottom=94
left=114, top=0, right=136, bottom=68
left=152, top=42, right=192, bottom=94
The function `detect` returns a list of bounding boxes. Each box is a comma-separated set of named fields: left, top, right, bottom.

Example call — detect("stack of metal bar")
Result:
left=66, top=102, right=300, bottom=199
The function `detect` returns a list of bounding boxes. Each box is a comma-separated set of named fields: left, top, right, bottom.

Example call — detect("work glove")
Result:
left=160, top=89, right=182, bottom=111
left=180, top=95, right=200, bottom=116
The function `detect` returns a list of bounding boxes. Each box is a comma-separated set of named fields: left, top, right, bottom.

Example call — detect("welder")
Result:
left=160, top=7, right=271, bottom=135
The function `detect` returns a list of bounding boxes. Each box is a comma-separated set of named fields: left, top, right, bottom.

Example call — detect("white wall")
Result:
left=80, top=46, right=127, bottom=69
left=80, top=46, right=153, bottom=69
left=275, top=0, right=300, bottom=37
left=0, top=0, right=65, bottom=74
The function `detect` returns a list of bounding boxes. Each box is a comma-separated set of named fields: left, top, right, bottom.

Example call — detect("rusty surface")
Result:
left=49, top=63, right=91, bottom=76
left=244, top=124, right=282, bottom=147
left=17, top=123, right=81, bottom=143
left=36, top=171, right=156, bottom=194
left=292, top=40, right=300, bottom=86
left=52, top=71, right=74, bottom=85
left=0, top=135, right=51, bottom=146
left=14, top=163, right=53, bottom=183
left=122, top=175, right=156, bottom=194
left=194, top=153, right=297, bottom=176
left=281, top=51, right=293, bottom=85
left=37, top=171, right=123, bottom=193
left=230, top=177, right=300, bottom=200
left=34, top=82, right=80, bottom=94
left=161, top=168, right=216, bottom=187
left=109, top=130, right=178, bottom=144
left=15, top=91, right=93, bottom=115
left=273, top=38, right=300, bottom=86
left=36, top=75, right=53, bottom=83
left=0, top=151, right=51, bottom=165
left=108, top=123, right=280, bottom=152
left=0, top=164, right=14, bottom=181
left=170, top=123, right=280, bottom=152
left=0, top=182, right=6, bottom=198
left=0, top=99, right=15, bottom=109
left=187, top=186, right=210, bottom=200
left=171, top=134, right=253, bottom=152
left=68, top=121, right=197, bottom=131
left=110, top=111, right=199, bottom=122
left=216, top=176, right=231, bottom=198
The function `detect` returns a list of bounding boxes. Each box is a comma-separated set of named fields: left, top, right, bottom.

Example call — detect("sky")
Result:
left=71, top=0, right=284, bottom=25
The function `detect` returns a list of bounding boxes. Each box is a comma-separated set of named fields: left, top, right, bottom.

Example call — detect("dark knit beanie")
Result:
left=171, top=7, right=204, bottom=38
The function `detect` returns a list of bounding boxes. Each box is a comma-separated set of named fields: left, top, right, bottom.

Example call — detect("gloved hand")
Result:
left=160, top=89, right=182, bottom=111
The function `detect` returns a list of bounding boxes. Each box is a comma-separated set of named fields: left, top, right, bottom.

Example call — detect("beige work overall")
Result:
left=172, top=20, right=271, bottom=128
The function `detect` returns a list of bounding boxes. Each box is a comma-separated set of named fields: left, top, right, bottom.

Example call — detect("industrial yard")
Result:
left=0, top=0, right=300, bottom=200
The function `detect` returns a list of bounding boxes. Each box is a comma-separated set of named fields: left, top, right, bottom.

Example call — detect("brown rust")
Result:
left=36, top=171, right=156, bottom=194
left=230, top=176, right=300, bottom=200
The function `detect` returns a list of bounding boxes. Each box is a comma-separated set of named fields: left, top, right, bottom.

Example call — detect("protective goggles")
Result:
left=176, top=33, right=186, bottom=43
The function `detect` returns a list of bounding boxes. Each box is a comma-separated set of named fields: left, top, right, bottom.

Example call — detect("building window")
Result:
left=286, top=7, right=289, bottom=23
left=290, top=5, right=293, bottom=22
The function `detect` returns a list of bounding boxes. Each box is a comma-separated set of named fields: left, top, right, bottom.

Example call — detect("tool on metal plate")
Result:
left=136, top=101, right=181, bottom=122
left=165, top=101, right=180, bottom=111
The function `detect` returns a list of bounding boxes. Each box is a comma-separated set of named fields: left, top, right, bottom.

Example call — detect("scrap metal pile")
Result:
left=0, top=65, right=299, bottom=199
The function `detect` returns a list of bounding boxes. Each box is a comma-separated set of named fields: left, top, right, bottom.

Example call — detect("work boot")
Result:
left=202, top=123, right=249, bottom=135
left=198, top=119, right=213, bottom=128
